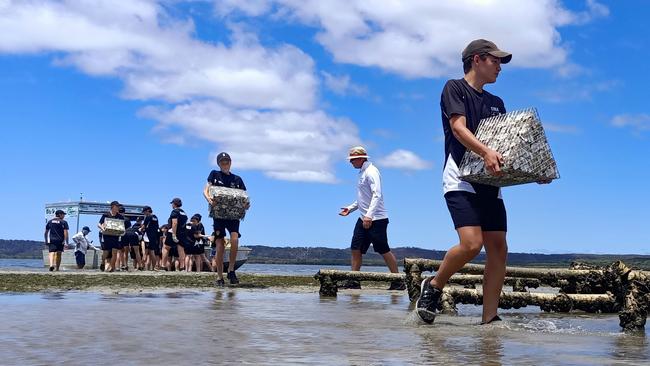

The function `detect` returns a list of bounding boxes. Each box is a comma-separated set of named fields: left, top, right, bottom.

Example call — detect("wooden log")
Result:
left=442, top=288, right=618, bottom=314
left=316, top=270, right=404, bottom=282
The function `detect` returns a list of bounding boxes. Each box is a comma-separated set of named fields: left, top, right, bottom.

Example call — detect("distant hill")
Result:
left=3, top=239, right=650, bottom=269
left=0, top=239, right=44, bottom=259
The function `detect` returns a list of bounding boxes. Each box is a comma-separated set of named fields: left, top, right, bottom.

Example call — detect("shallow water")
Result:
left=1, top=290, right=648, bottom=365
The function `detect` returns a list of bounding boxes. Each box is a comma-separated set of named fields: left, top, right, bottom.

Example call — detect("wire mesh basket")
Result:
left=208, top=186, right=250, bottom=220
left=458, top=108, right=560, bottom=187
left=103, top=218, right=126, bottom=236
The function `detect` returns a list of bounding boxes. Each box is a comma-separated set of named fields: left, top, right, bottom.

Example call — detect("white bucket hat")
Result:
left=347, top=146, right=369, bottom=160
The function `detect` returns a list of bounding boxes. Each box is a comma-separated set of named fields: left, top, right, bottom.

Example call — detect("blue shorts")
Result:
left=350, top=218, right=390, bottom=255
left=444, top=190, right=507, bottom=231
left=48, top=242, right=64, bottom=253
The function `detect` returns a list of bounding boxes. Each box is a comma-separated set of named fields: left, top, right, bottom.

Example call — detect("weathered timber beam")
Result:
left=315, top=270, right=404, bottom=282
left=442, top=288, right=618, bottom=314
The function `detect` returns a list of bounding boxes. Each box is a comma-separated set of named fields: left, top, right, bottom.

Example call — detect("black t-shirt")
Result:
left=143, top=214, right=160, bottom=240
left=207, top=170, right=247, bottom=190
left=99, top=212, right=125, bottom=243
left=168, top=208, right=188, bottom=235
left=124, top=218, right=132, bottom=230
left=440, top=78, right=506, bottom=196
left=46, top=218, right=69, bottom=243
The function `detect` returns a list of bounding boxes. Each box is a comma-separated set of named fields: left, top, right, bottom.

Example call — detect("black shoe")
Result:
left=416, top=276, right=442, bottom=324
left=100, top=264, right=105, bottom=272
left=215, top=278, right=225, bottom=287
left=49, top=266, right=54, bottom=272
left=339, top=280, right=361, bottom=289
left=480, top=315, right=502, bottom=325
left=227, top=271, right=239, bottom=285
left=387, top=280, right=406, bottom=291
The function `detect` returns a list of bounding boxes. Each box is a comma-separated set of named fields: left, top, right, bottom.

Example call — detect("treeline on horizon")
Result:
left=2, top=239, right=650, bottom=269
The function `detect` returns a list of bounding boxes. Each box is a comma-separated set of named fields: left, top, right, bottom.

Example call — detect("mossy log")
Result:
left=314, top=270, right=404, bottom=296
left=315, top=270, right=539, bottom=298
left=441, top=288, right=618, bottom=314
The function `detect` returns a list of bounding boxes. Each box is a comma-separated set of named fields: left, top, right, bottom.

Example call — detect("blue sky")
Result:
left=1, top=0, right=648, bottom=254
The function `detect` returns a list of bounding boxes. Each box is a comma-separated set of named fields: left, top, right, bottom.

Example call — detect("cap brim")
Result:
left=488, top=50, right=512, bottom=64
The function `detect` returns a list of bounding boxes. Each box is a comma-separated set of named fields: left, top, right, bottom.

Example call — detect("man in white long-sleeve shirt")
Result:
left=72, top=226, right=97, bottom=269
left=339, top=146, right=403, bottom=290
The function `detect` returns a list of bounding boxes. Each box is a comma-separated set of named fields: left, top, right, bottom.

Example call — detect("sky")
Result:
left=0, top=0, right=648, bottom=254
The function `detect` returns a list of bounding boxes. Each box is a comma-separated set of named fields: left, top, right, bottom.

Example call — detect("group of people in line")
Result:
left=45, top=39, right=547, bottom=325
left=44, top=152, right=249, bottom=286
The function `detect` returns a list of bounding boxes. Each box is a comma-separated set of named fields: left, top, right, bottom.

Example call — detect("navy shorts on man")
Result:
left=75, top=251, right=86, bottom=268
left=213, top=218, right=240, bottom=239
left=48, top=242, right=64, bottom=253
left=444, top=191, right=507, bottom=231
left=350, top=218, right=391, bottom=255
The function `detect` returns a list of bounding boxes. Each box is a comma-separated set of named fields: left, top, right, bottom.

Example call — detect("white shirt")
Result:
left=72, top=232, right=95, bottom=254
left=346, top=161, right=388, bottom=220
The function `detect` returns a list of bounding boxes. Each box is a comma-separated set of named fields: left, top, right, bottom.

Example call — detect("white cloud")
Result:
left=321, top=71, right=367, bottom=96
left=140, top=101, right=360, bottom=183
left=611, top=114, right=650, bottom=133
left=0, top=0, right=360, bottom=183
left=377, top=149, right=431, bottom=171
left=218, top=0, right=609, bottom=78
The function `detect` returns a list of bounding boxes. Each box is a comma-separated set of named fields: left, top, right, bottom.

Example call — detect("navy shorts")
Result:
left=75, top=251, right=86, bottom=268
left=444, top=190, right=507, bottom=231
left=350, top=218, right=390, bottom=255
left=48, top=242, right=64, bottom=253
left=213, top=219, right=240, bottom=239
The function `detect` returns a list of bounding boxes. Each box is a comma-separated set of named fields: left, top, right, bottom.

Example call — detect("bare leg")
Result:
left=481, top=231, right=508, bottom=323
left=351, top=249, right=362, bottom=271
left=431, top=226, right=483, bottom=289
left=49, top=252, right=55, bottom=268
left=161, top=246, right=171, bottom=271
left=381, top=251, right=399, bottom=273
left=177, top=246, right=186, bottom=270
left=110, top=248, right=119, bottom=271
left=215, top=238, right=225, bottom=279
left=195, top=255, right=203, bottom=272
left=185, top=254, right=192, bottom=272
left=55, top=252, right=62, bottom=270
left=228, top=233, right=239, bottom=272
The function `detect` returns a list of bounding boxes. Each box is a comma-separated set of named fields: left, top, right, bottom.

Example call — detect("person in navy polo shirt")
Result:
left=141, top=206, right=161, bottom=270
left=98, top=201, right=125, bottom=272
left=203, top=152, right=249, bottom=286
left=416, top=39, right=550, bottom=325
left=163, top=197, right=188, bottom=271
left=44, top=209, right=69, bottom=271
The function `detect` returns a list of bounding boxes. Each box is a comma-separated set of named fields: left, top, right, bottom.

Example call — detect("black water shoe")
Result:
left=387, top=280, right=406, bottom=291
left=49, top=266, right=54, bottom=272
left=227, top=271, right=239, bottom=285
left=416, top=276, right=442, bottom=324
left=215, top=278, right=225, bottom=287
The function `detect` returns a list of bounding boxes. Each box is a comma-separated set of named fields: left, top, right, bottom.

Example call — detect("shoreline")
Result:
left=0, top=271, right=319, bottom=292
left=0, top=270, right=400, bottom=293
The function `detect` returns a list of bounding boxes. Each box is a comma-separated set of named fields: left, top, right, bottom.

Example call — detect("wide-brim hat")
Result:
left=347, top=146, right=369, bottom=160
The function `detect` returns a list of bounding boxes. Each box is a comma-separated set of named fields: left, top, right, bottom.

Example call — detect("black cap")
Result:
left=82, top=226, right=91, bottom=232
left=191, top=214, right=202, bottom=221
left=55, top=209, right=65, bottom=216
left=170, top=197, right=182, bottom=206
left=110, top=200, right=120, bottom=207
left=142, top=205, right=152, bottom=213
left=462, top=39, right=512, bottom=64
left=118, top=205, right=125, bottom=213
left=217, top=152, right=231, bottom=163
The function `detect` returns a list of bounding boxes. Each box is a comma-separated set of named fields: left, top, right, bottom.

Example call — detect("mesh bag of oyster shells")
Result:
left=458, top=108, right=560, bottom=187
left=208, top=186, right=250, bottom=220
left=103, top=218, right=126, bottom=236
